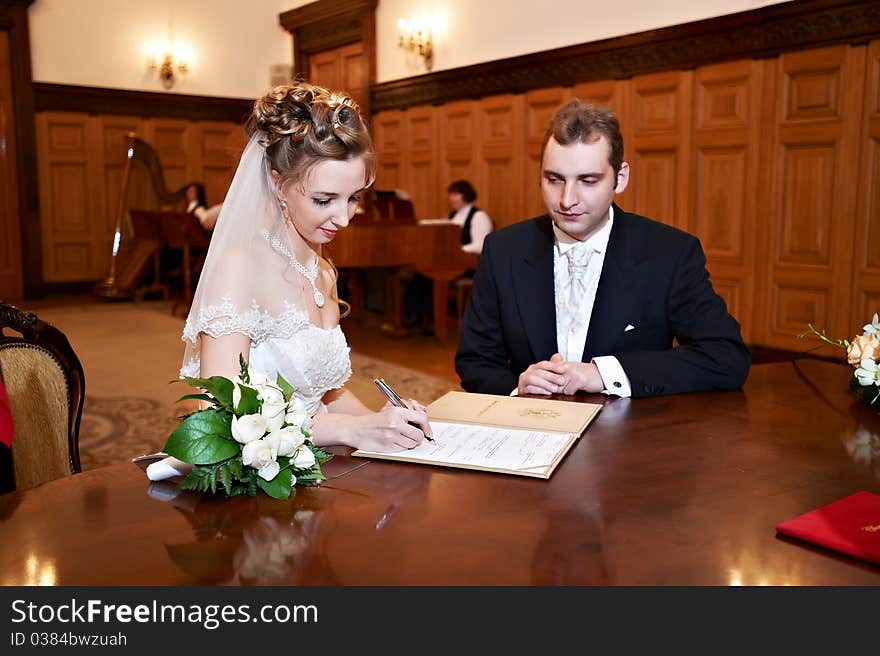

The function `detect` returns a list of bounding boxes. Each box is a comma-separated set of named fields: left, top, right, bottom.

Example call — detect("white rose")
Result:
left=267, top=426, right=307, bottom=457
left=256, top=384, right=284, bottom=405
left=231, top=413, right=268, bottom=444
left=247, top=368, right=272, bottom=386
left=854, top=358, right=880, bottom=387
left=242, top=438, right=279, bottom=480
left=261, top=400, right=287, bottom=433
left=285, top=412, right=310, bottom=430
left=291, top=444, right=316, bottom=469
left=286, top=395, right=306, bottom=415
left=284, top=396, right=311, bottom=429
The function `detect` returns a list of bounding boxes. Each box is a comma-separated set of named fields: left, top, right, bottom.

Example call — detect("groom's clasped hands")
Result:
left=516, top=352, right=605, bottom=397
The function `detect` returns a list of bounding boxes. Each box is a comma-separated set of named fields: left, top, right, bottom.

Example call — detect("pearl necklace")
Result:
left=261, top=229, right=325, bottom=308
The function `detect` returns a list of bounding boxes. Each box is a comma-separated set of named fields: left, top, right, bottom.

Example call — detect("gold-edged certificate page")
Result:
left=351, top=392, right=602, bottom=479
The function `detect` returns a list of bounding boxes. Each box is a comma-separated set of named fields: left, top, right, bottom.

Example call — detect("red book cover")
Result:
left=776, top=491, right=880, bottom=565
left=0, top=377, right=12, bottom=448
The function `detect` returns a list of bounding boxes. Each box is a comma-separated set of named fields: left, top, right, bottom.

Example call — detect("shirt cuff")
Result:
left=510, top=388, right=518, bottom=396
left=592, top=356, right=632, bottom=398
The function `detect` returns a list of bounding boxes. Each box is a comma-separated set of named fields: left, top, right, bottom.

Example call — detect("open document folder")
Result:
left=352, top=391, right=602, bottom=479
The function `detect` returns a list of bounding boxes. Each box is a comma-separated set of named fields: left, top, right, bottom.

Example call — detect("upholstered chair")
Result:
left=0, top=302, right=84, bottom=492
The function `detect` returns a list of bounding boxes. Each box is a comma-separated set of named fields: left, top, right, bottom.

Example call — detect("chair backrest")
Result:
left=0, top=302, right=84, bottom=491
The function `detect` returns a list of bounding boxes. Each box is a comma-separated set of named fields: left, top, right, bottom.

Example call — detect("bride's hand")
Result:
left=352, top=402, right=432, bottom=452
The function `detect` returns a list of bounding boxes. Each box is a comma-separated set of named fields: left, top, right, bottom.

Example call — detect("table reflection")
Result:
left=147, top=481, right=326, bottom=585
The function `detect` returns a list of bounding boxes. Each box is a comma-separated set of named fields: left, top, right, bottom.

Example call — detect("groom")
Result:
left=455, top=99, right=751, bottom=398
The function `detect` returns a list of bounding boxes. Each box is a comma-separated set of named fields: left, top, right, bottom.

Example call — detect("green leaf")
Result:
left=308, top=443, right=333, bottom=466
left=225, top=458, right=244, bottom=480
left=164, top=409, right=238, bottom=465
left=276, top=373, right=295, bottom=404
left=257, top=468, right=292, bottom=499
left=235, top=384, right=260, bottom=417
left=218, top=462, right=233, bottom=495
left=182, top=376, right=235, bottom=410
left=239, top=354, right=250, bottom=384
left=178, top=465, right=216, bottom=493
left=176, top=393, right=216, bottom=404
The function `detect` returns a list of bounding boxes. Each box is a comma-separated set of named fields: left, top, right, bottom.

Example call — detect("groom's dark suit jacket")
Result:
left=455, top=205, right=751, bottom=397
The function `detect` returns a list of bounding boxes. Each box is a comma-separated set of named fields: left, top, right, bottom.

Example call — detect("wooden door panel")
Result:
left=309, top=50, right=339, bottom=91
left=440, top=101, right=477, bottom=217
left=854, top=39, right=880, bottom=327
left=761, top=45, right=865, bottom=348
left=632, top=148, right=677, bottom=227
left=694, top=146, right=745, bottom=259
left=777, top=142, right=836, bottom=265
left=404, top=106, right=435, bottom=219
left=478, top=95, right=523, bottom=228
left=37, top=113, right=97, bottom=282
left=629, top=71, right=692, bottom=230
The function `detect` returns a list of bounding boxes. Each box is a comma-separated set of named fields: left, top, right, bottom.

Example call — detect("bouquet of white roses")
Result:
left=165, top=355, right=331, bottom=499
left=800, top=313, right=880, bottom=406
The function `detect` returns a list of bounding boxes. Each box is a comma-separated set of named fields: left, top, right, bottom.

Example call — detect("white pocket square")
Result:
left=624, top=324, right=635, bottom=332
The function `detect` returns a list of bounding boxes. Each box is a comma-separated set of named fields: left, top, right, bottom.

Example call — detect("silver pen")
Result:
left=373, top=378, right=434, bottom=442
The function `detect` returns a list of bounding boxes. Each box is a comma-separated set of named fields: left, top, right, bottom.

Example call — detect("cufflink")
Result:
left=613, top=381, right=622, bottom=388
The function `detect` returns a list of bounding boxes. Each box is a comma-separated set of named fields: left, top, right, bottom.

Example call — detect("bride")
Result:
left=180, top=82, right=432, bottom=452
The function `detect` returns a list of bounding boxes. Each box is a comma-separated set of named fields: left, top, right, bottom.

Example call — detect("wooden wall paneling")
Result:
left=309, top=49, right=340, bottom=90
left=373, top=110, right=404, bottom=191
left=524, top=87, right=570, bottom=218
left=196, top=121, right=244, bottom=207
left=690, top=59, right=764, bottom=342
left=0, top=29, right=23, bottom=299
left=439, top=100, right=478, bottom=219
left=477, top=94, right=525, bottom=229
left=750, top=58, right=781, bottom=346
left=403, top=105, right=436, bottom=219
left=141, top=119, right=193, bottom=196
left=854, top=39, right=880, bottom=327
left=571, top=79, right=633, bottom=210
left=628, top=70, right=693, bottom=231
left=35, top=112, right=96, bottom=282
left=761, top=45, right=866, bottom=350
left=340, top=42, right=367, bottom=114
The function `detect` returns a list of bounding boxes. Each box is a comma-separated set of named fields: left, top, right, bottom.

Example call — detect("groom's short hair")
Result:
left=541, top=99, right=624, bottom=178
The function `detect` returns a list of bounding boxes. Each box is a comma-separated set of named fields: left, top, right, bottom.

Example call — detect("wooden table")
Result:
left=2, top=359, right=879, bottom=585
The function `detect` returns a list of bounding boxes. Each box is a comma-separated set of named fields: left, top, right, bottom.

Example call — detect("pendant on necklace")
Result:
left=313, top=288, right=325, bottom=308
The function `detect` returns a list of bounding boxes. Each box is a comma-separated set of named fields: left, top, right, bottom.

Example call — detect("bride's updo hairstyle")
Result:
left=247, top=82, right=375, bottom=190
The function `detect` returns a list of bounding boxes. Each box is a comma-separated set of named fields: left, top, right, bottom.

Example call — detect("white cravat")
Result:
left=557, top=241, right=597, bottom=361
left=552, top=208, right=632, bottom=398
left=554, top=220, right=608, bottom=362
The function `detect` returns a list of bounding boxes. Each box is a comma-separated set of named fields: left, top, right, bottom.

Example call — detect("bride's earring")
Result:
left=279, top=199, right=292, bottom=228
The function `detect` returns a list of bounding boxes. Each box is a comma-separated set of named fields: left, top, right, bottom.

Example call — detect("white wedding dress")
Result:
left=180, top=297, right=352, bottom=415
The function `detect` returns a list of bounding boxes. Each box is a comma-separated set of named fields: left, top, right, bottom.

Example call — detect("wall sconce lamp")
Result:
left=146, top=40, right=193, bottom=89
left=397, top=17, right=434, bottom=71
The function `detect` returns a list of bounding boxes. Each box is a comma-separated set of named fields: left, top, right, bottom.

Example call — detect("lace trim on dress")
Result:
left=182, top=296, right=312, bottom=346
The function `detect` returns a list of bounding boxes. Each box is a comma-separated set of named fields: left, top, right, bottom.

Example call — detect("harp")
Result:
left=93, top=132, right=200, bottom=299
